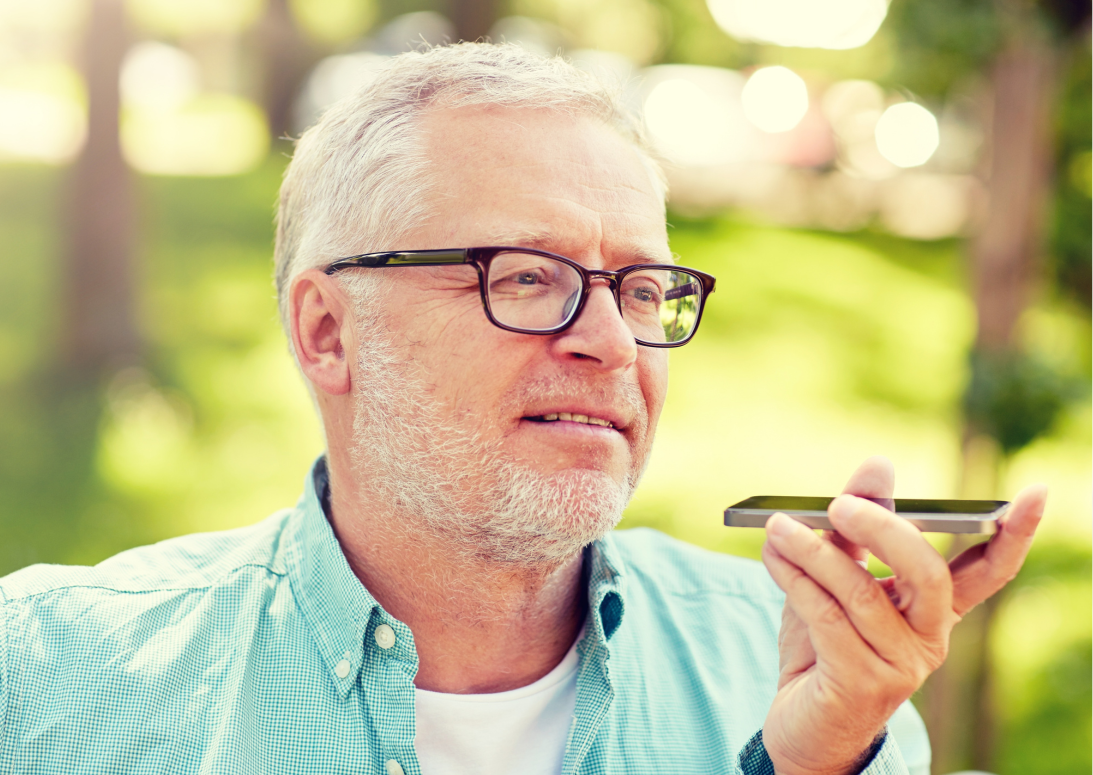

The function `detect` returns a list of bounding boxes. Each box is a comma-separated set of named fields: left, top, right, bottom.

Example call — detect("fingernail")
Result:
left=830, top=495, right=857, bottom=521
left=768, top=512, right=801, bottom=537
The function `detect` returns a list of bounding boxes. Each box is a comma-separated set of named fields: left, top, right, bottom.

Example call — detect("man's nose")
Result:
left=551, top=281, right=638, bottom=371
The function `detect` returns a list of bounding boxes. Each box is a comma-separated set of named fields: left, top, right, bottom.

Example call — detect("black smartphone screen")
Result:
left=734, top=496, right=1006, bottom=514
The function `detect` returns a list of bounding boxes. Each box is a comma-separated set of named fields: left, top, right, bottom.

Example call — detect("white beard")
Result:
left=346, top=297, right=641, bottom=569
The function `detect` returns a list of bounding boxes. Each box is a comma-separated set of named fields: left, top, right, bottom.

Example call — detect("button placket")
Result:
left=358, top=618, right=418, bottom=775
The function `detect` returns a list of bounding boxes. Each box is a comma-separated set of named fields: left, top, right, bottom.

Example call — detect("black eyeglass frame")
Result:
left=323, top=247, right=717, bottom=348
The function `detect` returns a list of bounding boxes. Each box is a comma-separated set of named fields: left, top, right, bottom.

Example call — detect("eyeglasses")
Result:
left=324, top=247, right=716, bottom=348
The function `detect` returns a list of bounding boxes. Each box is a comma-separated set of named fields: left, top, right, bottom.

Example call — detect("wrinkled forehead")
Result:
left=412, top=105, right=670, bottom=264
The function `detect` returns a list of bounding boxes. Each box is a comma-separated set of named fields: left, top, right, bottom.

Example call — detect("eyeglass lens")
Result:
left=486, top=252, right=703, bottom=344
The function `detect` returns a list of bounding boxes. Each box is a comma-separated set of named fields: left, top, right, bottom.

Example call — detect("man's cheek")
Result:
left=640, top=351, right=669, bottom=415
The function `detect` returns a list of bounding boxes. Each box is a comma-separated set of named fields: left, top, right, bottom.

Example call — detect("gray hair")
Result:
left=273, top=41, right=665, bottom=348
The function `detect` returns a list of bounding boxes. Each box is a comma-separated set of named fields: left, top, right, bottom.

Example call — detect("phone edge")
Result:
left=723, top=508, right=1000, bottom=534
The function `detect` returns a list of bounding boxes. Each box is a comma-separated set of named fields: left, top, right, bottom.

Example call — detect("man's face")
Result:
left=348, top=105, right=671, bottom=564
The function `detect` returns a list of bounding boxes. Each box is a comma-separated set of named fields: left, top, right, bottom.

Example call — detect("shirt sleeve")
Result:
left=886, top=700, right=931, bottom=775
left=736, top=730, right=776, bottom=775
left=737, top=728, right=911, bottom=775
left=0, top=595, right=8, bottom=752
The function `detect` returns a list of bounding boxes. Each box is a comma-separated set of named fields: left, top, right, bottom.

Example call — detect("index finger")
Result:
left=827, top=494, right=953, bottom=636
left=829, top=456, right=896, bottom=564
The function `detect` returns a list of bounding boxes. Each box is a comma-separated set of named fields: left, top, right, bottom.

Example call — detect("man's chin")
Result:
left=468, top=466, right=632, bottom=568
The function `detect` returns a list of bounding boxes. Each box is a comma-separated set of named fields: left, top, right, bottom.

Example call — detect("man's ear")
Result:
left=290, top=268, right=354, bottom=396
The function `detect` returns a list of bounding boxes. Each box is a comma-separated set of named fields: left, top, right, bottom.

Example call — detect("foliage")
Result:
left=291, top=0, right=379, bottom=44
left=886, top=0, right=1090, bottom=97
left=963, top=350, right=1078, bottom=454
left=0, top=158, right=323, bottom=573
left=1048, top=30, right=1092, bottom=309
left=646, top=0, right=745, bottom=68
left=885, top=0, right=1007, bottom=96
left=993, top=541, right=1093, bottom=775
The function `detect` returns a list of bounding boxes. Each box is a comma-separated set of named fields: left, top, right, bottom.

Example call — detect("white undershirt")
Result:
left=413, top=631, right=582, bottom=775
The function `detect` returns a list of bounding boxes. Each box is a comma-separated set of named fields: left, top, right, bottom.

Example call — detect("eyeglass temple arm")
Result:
left=664, top=281, right=700, bottom=301
left=324, top=250, right=469, bottom=274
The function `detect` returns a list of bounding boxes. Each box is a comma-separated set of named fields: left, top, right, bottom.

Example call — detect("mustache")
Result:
left=503, top=373, right=647, bottom=429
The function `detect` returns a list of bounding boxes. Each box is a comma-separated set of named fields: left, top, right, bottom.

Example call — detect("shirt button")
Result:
left=374, top=624, right=396, bottom=650
left=385, top=759, right=404, bottom=775
left=334, top=659, right=351, bottom=679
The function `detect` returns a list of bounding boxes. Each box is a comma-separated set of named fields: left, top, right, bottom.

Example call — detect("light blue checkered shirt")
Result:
left=0, top=459, right=929, bottom=774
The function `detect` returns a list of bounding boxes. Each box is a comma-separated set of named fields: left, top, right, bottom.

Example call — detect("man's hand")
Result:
left=759, top=456, right=1046, bottom=775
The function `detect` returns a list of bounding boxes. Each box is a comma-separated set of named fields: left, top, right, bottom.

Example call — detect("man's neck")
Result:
left=325, top=467, right=588, bottom=694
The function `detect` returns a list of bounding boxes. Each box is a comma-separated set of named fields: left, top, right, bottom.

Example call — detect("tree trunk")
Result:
left=967, top=42, right=1054, bottom=773
left=971, top=45, right=1055, bottom=354
left=257, top=0, right=316, bottom=141
left=64, top=0, right=138, bottom=376
left=449, top=0, right=497, bottom=43
left=924, top=41, right=1056, bottom=775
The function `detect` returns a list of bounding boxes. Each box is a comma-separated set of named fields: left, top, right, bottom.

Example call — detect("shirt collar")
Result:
left=284, top=456, right=631, bottom=694
left=283, top=456, right=383, bottom=698
left=585, top=532, right=627, bottom=645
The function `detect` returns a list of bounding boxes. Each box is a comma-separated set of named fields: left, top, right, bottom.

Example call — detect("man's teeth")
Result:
left=540, top=412, right=613, bottom=428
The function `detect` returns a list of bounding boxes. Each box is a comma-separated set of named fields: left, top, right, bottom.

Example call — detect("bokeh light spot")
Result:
left=121, top=94, right=269, bottom=176
left=289, top=0, right=378, bottom=45
left=644, top=77, right=741, bottom=166
left=706, top=0, right=888, bottom=50
left=741, top=66, right=808, bottom=134
left=127, top=0, right=264, bottom=36
left=875, top=102, right=940, bottom=168
left=120, top=42, right=199, bottom=110
left=0, top=88, right=85, bottom=163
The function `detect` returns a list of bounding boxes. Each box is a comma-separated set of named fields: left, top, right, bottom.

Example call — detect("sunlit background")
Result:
left=0, top=0, right=1089, bottom=772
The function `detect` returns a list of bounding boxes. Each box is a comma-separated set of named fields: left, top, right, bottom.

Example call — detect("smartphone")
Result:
left=724, top=496, right=1009, bottom=534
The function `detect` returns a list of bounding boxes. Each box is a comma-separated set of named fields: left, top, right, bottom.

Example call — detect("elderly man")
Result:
left=1, top=44, right=1044, bottom=775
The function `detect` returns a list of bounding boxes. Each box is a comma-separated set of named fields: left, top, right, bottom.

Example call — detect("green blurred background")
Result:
left=0, top=0, right=1088, bottom=772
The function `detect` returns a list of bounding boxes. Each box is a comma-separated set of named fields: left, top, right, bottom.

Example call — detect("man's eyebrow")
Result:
left=478, top=228, right=557, bottom=250
left=479, top=229, right=675, bottom=264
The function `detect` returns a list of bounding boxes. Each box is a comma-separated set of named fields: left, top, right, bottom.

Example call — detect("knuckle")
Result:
left=907, top=666, right=931, bottom=694
left=814, top=596, right=845, bottom=628
left=931, top=555, right=954, bottom=580
left=888, top=662, right=924, bottom=698
left=910, top=658, right=932, bottom=687
left=916, top=559, right=953, bottom=593
left=847, top=576, right=887, bottom=612
left=924, top=637, right=950, bottom=670
left=898, top=643, right=945, bottom=687
left=799, top=534, right=826, bottom=564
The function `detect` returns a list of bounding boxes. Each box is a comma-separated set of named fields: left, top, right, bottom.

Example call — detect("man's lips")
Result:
left=521, top=407, right=629, bottom=431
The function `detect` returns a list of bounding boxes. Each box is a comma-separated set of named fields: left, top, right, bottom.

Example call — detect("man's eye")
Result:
left=625, top=284, right=662, bottom=305
left=515, top=271, right=540, bottom=285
